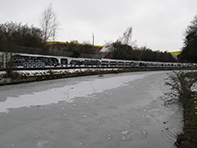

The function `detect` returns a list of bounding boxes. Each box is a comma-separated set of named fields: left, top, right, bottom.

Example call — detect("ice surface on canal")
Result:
left=0, top=72, right=152, bottom=113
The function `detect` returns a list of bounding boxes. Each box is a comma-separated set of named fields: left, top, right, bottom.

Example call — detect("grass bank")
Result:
left=166, top=71, right=197, bottom=147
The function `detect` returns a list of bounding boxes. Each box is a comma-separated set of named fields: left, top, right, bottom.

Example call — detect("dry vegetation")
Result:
left=165, top=71, right=197, bottom=147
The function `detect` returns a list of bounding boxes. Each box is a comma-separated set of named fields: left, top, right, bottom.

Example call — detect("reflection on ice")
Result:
left=0, top=72, right=150, bottom=113
left=37, top=140, right=49, bottom=148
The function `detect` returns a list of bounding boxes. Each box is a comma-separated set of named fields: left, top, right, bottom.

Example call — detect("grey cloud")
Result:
left=0, top=0, right=197, bottom=52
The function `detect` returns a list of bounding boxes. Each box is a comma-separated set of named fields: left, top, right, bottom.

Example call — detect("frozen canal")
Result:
left=0, top=71, right=183, bottom=148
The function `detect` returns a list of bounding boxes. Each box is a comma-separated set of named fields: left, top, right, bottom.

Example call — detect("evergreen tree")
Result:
left=179, top=14, right=197, bottom=63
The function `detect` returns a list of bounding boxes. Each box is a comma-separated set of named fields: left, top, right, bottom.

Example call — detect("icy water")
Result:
left=0, top=71, right=183, bottom=148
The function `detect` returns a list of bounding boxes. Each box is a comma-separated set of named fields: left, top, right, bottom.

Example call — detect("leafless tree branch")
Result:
left=40, top=3, right=59, bottom=42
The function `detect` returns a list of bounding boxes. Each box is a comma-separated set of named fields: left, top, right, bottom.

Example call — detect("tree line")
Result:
left=105, top=27, right=176, bottom=62
left=0, top=21, right=95, bottom=58
left=0, top=3, right=59, bottom=52
left=1, top=3, right=196, bottom=63
left=0, top=22, right=45, bottom=49
left=0, top=22, right=176, bottom=62
left=110, top=41, right=176, bottom=62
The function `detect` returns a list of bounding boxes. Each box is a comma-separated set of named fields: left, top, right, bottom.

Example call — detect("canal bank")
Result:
left=0, top=67, right=186, bottom=86
left=172, top=71, right=197, bottom=148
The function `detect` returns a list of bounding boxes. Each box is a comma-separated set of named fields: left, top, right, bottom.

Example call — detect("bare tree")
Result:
left=120, top=26, right=132, bottom=45
left=40, top=4, right=59, bottom=42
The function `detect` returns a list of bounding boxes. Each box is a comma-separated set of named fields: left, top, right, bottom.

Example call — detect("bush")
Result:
left=165, top=71, right=197, bottom=147
left=165, top=71, right=197, bottom=107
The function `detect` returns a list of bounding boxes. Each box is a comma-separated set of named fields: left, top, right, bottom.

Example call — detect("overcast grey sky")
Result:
left=0, top=0, right=196, bottom=52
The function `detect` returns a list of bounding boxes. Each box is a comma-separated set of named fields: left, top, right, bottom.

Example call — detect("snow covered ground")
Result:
left=0, top=71, right=183, bottom=148
left=0, top=68, right=118, bottom=76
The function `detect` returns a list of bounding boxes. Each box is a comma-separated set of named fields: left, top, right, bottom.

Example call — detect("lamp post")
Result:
left=92, top=33, right=94, bottom=51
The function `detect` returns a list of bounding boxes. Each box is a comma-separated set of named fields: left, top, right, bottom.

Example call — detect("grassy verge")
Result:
left=165, top=71, right=197, bottom=147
